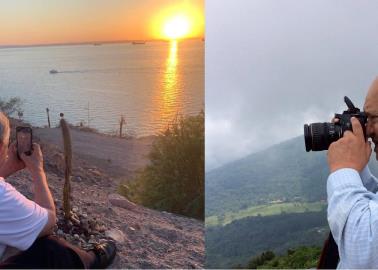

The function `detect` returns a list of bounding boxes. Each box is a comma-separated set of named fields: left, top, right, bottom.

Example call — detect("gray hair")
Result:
left=0, top=112, right=9, bottom=144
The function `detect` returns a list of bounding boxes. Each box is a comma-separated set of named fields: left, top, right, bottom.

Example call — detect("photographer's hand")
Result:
left=0, top=142, right=25, bottom=178
left=21, top=143, right=44, bottom=178
left=328, top=117, right=372, bottom=173
left=20, top=143, right=56, bottom=236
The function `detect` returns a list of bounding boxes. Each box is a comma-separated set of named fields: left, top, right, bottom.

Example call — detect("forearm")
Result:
left=327, top=168, right=378, bottom=268
left=32, top=170, right=55, bottom=213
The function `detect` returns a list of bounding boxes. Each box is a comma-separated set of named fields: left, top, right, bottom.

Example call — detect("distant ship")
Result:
left=49, top=69, right=58, bottom=74
left=132, top=41, right=146, bottom=45
left=93, top=43, right=102, bottom=46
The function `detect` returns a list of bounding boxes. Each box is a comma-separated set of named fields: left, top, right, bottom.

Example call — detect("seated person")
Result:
left=0, top=112, right=116, bottom=269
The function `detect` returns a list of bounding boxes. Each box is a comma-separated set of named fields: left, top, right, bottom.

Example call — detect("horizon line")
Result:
left=0, top=37, right=204, bottom=50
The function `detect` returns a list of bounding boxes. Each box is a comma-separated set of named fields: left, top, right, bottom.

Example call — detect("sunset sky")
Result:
left=0, top=0, right=204, bottom=46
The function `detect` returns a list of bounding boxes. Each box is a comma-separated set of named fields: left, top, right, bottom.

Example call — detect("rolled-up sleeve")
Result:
left=360, top=165, right=378, bottom=193
left=0, top=180, right=48, bottom=251
left=327, top=168, right=378, bottom=268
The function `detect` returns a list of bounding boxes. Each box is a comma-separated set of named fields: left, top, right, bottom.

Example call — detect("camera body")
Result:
left=304, top=96, right=367, bottom=152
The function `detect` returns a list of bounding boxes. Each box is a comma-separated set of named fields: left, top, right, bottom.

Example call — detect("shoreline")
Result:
left=10, top=116, right=158, bottom=141
left=9, top=117, right=154, bottom=179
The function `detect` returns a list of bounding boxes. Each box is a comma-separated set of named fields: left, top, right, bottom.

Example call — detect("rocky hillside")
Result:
left=6, top=119, right=204, bottom=268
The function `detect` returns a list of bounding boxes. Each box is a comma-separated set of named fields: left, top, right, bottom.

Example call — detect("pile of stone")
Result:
left=54, top=205, right=109, bottom=250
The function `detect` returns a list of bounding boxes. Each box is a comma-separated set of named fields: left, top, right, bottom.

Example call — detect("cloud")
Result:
left=206, top=0, right=378, bottom=170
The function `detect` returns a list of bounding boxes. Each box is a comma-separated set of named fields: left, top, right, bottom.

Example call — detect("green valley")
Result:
left=206, top=201, right=326, bottom=227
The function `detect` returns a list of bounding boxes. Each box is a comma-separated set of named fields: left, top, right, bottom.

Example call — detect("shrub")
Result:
left=121, top=111, right=204, bottom=220
left=254, top=246, right=321, bottom=269
left=0, top=97, right=23, bottom=116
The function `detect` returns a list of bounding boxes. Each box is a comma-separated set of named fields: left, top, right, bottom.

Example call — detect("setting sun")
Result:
left=163, top=15, right=191, bottom=40
left=150, top=3, right=204, bottom=41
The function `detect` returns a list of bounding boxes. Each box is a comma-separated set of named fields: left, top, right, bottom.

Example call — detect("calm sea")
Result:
left=0, top=39, right=204, bottom=137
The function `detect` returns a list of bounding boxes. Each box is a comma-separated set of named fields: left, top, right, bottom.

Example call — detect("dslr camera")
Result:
left=304, top=96, right=367, bottom=152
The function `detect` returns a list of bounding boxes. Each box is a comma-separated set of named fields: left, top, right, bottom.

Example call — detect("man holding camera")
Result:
left=0, top=112, right=116, bottom=268
left=327, top=77, right=378, bottom=268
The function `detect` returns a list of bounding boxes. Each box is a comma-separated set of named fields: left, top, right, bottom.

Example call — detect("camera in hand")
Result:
left=304, top=96, right=367, bottom=152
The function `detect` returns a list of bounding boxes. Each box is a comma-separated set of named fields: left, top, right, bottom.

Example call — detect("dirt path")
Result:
left=34, top=127, right=154, bottom=179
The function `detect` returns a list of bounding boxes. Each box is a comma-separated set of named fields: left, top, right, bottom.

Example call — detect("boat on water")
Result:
left=132, top=41, right=146, bottom=45
left=49, top=69, right=58, bottom=74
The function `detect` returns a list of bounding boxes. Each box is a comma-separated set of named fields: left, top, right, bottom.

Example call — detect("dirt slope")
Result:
left=5, top=120, right=204, bottom=268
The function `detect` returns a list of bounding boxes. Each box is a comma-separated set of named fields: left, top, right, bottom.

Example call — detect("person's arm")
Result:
left=327, top=168, right=378, bottom=268
left=0, top=179, right=49, bottom=251
left=30, top=170, right=56, bottom=236
left=21, top=144, right=56, bottom=237
left=326, top=118, right=376, bottom=268
left=359, top=165, right=378, bottom=192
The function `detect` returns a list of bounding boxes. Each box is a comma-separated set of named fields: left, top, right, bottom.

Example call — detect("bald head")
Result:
left=0, top=112, right=10, bottom=145
left=364, top=77, right=378, bottom=116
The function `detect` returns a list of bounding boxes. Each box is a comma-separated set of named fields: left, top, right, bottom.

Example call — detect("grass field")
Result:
left=205, top=201, right=327, bottom=227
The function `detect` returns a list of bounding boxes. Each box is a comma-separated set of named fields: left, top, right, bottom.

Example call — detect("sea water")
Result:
left=0, top=39, right=204, bottom=137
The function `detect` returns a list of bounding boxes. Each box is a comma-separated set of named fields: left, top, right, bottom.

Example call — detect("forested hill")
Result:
left=206, top=135, right=378, bottom=217
left=205, top=209, right=328, bottom=268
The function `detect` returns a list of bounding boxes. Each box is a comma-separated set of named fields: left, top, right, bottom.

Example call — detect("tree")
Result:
left=0, top=97, right=23, bottom=116
left=123, top=111, right=204, bottom=220
left=247, top=251, right=275, bottom=269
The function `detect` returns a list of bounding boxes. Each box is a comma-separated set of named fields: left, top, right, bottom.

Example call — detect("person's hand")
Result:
left=327, top=117, right=372, bottom=173
left=21, top=143, right=45, bottom=177
left=0, top=142, right=25, bottom=178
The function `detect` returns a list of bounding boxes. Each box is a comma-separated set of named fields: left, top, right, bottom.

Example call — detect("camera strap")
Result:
left=317, top=232, right=339, bottom=269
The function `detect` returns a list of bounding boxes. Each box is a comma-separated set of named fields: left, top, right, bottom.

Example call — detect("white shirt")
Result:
left=0, top=178, right=48, bottom=259
left=327, top=166, right=378, bottom=268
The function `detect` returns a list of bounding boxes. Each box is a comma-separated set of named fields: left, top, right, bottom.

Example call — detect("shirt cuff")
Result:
left=328, top=168, right=363, bottom=191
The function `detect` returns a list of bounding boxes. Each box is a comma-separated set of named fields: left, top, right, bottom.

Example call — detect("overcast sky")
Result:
left=206, top=0, right=378, bottom=171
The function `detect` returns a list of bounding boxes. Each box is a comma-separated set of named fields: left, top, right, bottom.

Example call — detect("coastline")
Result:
left=9, top=117, right=155, bottom=179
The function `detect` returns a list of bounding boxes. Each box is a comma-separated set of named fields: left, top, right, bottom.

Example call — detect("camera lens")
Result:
left=304, top=123, right=341, bottom=152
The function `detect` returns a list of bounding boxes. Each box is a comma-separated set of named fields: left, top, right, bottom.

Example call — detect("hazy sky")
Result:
left=0, top=0, right=204, bottom=45
left=206, top=0, right=378, bottom=171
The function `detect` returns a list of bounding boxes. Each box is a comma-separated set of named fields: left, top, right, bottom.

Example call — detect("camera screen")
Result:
left=17, top=130, right=31, bottom=156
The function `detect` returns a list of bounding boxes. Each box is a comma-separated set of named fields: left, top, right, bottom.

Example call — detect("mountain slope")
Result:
left=206, top=135, right=378, bottom=268
left=206, top=135, right=378, bottom=217
left=205, top=210, right=328, bottom=268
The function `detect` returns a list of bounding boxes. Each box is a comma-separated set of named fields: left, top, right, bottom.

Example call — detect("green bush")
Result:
left=247, top=251, right=275, bottom=269
left=0, top=97, right=23, bottom=116
left=247, top=246, right=321, bottom=269
left=121, top=111, right=204, bottom=220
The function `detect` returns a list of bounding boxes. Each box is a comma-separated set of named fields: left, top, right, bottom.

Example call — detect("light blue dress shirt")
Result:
left=327, top=166, right=378, bottom=268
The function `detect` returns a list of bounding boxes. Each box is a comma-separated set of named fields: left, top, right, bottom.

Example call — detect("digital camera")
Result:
left=304, top=96, right=367, bottom=152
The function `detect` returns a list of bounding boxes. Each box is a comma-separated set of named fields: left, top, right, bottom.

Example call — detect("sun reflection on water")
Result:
left=159, top=40, right=182, bottom=127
